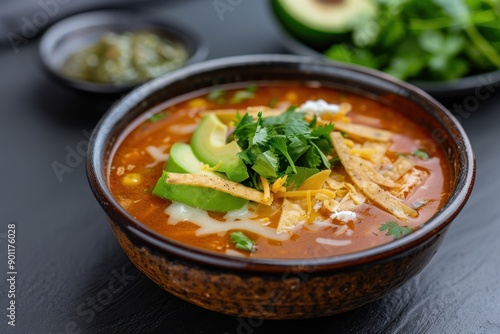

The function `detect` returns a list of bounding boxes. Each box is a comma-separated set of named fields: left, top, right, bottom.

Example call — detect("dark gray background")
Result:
left=1, top=0, right=499, bottom=333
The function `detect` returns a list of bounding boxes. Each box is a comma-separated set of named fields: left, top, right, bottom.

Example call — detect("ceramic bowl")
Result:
left=87, top=54, right=475, bottom=319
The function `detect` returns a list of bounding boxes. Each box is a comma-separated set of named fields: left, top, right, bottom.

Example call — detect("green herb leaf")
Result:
left=233, top=108, right=334, bottom=189
left=246, top=83, right=257, bottom=92
left=252, top=150, right=279, bottom=178
left=149, top=113, right=166, bottom=123
left=268, top=97, right=278, bottom=108
left=231, top=90, right=255, bottom=104
left=412, top=149, right=430, bottom=160
left=230, top=232, right=255, bottom=252
left=207, top=88, right=226, bottom=103
left=329, top=156, right=341, bottom=166
left=379, top=221, right=413, bottom=239
left=270, top=135, right=297, bottom=174
left=286, top=167, right=320, bottom=189
left=325, top=44, right=379, bottom=69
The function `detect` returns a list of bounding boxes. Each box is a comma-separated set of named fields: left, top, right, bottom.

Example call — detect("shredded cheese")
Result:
left=260, top=176, right=271, bottom=201
left=274, top=189, right=338, bottom=199
left=306, top=190, right=312, bottom=217
left=271, top=175, right=288, bottom=193
left=145, top=145, right=169, bottom=168
left=166, top=202, right=289, bottom=241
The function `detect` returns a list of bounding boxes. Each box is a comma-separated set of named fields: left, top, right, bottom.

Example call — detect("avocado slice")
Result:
left=191, top=114, right=249, bottom=182
left=152, top=143, right=248, bottom=212
left=272, top=0, right=377, bottom=49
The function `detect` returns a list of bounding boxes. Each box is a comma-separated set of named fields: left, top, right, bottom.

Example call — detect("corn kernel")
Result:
left=188, top=98, right=207, bottom=108
left=285, top=91, right=297, bottom=102
left=122, top=173, right=142, bottom=186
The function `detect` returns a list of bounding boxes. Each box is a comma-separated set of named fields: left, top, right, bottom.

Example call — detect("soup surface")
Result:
left=109, top=82, right=452, bottom=259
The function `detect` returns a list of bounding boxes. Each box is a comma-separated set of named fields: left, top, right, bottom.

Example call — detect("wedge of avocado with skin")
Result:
left=272, top=0, right=378, bottom=49
left=152, top=143, right=248, bottom=212
left=191, top=113, right=249, bottom=182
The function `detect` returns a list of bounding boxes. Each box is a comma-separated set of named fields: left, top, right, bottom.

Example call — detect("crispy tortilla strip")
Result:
left=383, top=156, right=416, bottom=181
left=331, top=132, right=417, bottom=219
left=325, top=177, right=346, bottom=191
left=200, top=106, right=283, bottom=123
left=166, top=172, right=273, bottom=205
left=391, top=168, right=429, bottom=199
left=345, top=183, right=366, bottom=205
left=352, top=156, right=398, bottom=188
left=335, top=192, right=358, bottom=212
left=362, top=141, right=389, bottom=169
left=334, top=122, right=393, bottom=142
left=277, top=198, right=306, bottom=234
left=298, top=170, right=331, bottom=190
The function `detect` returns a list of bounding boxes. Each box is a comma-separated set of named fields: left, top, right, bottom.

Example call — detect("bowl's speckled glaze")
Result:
left=87, top=55, right=475, bottom=319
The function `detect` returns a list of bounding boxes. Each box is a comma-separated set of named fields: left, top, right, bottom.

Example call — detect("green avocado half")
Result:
left=271, top=0, right=378, bottom=49
left=191, top=113, right=249, bottom=183
left=152, top=143, right=248, bottom=212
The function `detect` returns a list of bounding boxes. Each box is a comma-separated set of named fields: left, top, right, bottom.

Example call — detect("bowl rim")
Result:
left=39, top=9, right=209, bottom=94
left=87, top=54, right=475, bottom=274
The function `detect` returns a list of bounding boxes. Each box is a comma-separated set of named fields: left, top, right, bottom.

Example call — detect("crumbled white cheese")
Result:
left=145, top=145, right=169, bottom=168
left=298, top=99, right=340, bottom=114
left=313, top=201, right=323, bottom=212
left=330, top=210, right=357, bottom=222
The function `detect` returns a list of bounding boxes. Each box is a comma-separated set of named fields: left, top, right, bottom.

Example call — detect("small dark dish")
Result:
left=39, top=10, right=208, bottom=94
left=87, top=55, right=475, bottom=319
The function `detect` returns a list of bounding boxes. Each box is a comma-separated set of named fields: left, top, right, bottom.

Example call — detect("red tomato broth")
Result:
left=108, top=83, right=452, bottom=259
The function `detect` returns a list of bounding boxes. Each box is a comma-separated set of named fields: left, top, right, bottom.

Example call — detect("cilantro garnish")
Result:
left=230, top=232, right=255, bottom=252
left=149, top=113, right=166, bottom=123
left=268, top=97, right=278, bottom=108
left=207, top=88, right=226, bottom=104
left=230, top=84, right=257, bottom=104
left=412, top=149, right=430, bottom=160
left=323, top=1, right=500, bottom=81
left=232, top=108, right=334, bottom=189
left=379, top=221, right=413, bottom=240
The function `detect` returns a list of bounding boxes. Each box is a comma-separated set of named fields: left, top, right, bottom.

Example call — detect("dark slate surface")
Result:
left=0, top=0, right=499, bottom=333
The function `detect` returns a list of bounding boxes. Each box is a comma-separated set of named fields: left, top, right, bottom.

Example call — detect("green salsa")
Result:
left=62, top=31, right=189, bottom=85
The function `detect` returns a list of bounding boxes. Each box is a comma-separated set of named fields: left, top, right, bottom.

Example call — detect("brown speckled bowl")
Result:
left=86, top=55, right=475, bottom=319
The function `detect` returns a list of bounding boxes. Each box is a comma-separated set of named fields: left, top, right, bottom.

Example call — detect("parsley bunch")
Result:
left=232, top=108, right=334, bottom=190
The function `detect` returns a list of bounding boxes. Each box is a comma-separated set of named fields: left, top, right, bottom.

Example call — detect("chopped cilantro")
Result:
left=329, top=156, right=341, bottom=166
left=149, top=113, right=166, bottom=123
left=268, top=97, right=278, bottom=108
left=379, top=221, right=413, bottom=240
left=323, top=1, right=500, bottom=81
left=233, top=107, right=334, bottom=189
left=207, top=88, right=225, bottom=100
left=231, top=90, right=254, bottom=104
left=246, top=83, right=257, bottom=92
left=230, top=232, right=255, bottom=252
left=412, top=149, right=430, bottom=160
